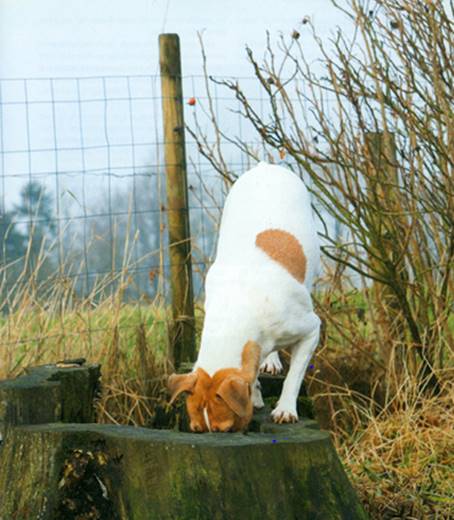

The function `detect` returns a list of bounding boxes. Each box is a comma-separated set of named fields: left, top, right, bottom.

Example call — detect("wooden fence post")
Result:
left=364, top=130, right=399, bottom=275
left=159, top=33, right=196, bottom=370
left=365, top=131, right=406, bottom=362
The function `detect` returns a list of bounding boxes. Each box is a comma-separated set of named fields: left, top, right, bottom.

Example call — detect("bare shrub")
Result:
left=189, top=0, right=454, bottom=393
left=188, top=2, right=454, bottom=515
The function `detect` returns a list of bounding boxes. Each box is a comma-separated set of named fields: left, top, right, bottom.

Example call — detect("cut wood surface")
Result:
left=0, top=363, right=100, bottom=438
left=0, top=421, right=367, bottom=520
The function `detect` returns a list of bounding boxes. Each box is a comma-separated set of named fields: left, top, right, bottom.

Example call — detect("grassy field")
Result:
left=0, top=278, right=453, bottom=519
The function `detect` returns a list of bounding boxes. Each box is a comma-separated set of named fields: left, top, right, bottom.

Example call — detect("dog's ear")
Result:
left=216, top=376, right=251, bottom=418
left=168, top=372, right=198, bottom=405
left=241, top=341, right=261, bottom=383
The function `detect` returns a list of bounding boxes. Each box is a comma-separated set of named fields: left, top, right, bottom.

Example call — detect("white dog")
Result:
left=169, top=162, right=321, bottom=432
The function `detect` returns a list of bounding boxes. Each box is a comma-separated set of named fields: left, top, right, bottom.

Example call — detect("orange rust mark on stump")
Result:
left=255, top=229, right=307, bottom=284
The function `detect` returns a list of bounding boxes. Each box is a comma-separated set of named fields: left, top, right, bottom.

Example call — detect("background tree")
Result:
left=14, top=181, right=57, bottom=280
left=0, top=211, right=26, bottom=265
left=75, top=172, right=162, bottom=300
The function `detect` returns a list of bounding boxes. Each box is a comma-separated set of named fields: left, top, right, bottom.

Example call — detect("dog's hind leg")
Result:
left=252, top=379, right=265, bottom=409
left=260, top=351, right=283, bottom=375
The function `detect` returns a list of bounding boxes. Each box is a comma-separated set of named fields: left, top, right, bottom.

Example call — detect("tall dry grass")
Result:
left=307, top=266, right=454, bottom=518
left=301, top=261, right=454, bottom=518
left=1, top=248, right=452, bottom=518
left=0, top=243, right=173, bottom=427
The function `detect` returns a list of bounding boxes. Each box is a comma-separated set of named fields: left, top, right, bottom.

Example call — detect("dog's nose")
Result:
left=190, top=423, right=204, bottom=432
left=211, top=425, right=233, bottom=433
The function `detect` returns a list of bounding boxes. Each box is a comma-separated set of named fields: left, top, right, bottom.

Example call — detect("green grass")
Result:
left=0, top=302, right=170, bottom=379
left=0, top=286, right=453, bottom=519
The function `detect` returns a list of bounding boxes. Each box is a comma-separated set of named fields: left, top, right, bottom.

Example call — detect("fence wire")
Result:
left=2, top=77, right=203, bottom=296
left=0, top=73, right=334, bottom=364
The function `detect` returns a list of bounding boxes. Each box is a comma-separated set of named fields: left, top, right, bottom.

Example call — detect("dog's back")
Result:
left=197, top=162, right=320, bottom=374
left=214, top=161, right=320, bottom=291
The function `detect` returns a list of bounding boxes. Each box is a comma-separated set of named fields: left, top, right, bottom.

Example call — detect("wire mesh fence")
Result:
left=0, top=72, right=284, bottom=367
left=0, top=76, right=214, bottom=296
left=0, top=66, right=340, bottom=375
left=0, top=73, right=319, bottom=280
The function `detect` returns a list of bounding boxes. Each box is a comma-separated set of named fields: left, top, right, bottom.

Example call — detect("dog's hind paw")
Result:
left=260, top=352, right=283, bottom=375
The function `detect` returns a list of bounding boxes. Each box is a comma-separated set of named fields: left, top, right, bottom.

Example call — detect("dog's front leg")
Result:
left=252, top=378, right=265, bottom=408
left=271, top=314, right=320, bottom=423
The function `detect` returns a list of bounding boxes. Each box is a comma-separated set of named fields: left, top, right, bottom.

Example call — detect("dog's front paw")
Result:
left=252, top=386, right=265, bottom=409
left=271, top=405, right=298, bottom=424
left=260, top=352, right=283, bottom=375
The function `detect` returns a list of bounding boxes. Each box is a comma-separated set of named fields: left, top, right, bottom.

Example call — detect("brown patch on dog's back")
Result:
left=256, top=229, right=307, bottom=284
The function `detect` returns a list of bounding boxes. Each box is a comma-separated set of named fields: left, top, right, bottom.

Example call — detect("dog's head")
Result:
left=167, top=341, right=260, bottom=433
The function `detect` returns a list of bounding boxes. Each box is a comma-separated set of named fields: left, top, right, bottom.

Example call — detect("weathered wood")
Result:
left=0, top=365, right=366, bottom=518
left=365, top=131, right=406, bottom=364
left=364, top=131, right=401, bottom=275
left=0, top=422, right=367, bottom=520
left=0, top=363, right=100, bottom=439
left=159, top=33, right=196, bottom=369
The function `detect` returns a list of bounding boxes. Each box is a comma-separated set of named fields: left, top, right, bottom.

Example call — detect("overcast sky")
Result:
left=0, top=0, right=347, bottom=78
left=0, top=1, right=351, bottom=211
left=0, top=0, right=356, bottom=285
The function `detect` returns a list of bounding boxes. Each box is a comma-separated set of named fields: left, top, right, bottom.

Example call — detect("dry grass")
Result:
left=308, top=367, right=454, bottom=519
left=0, top=261, right=172, bottom=427
left=1, top=263, right=453, bottom=519
left=343, top=383, right=454, bottom=519
left=306, top=266, right=454, bottom=519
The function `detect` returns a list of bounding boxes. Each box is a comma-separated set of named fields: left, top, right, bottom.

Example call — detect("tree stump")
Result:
left=0, top=422, right=367, bottom=520
left=0, top=365, right=367, bottom=519
left=0, top=361, right=100, bottom=441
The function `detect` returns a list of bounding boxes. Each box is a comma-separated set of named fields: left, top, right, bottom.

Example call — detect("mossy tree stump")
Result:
left=0, top=364, right=367, bottom=519
left=0, top=361, right=100, bottom=440
left=0, top=422, right=367, bottom=520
